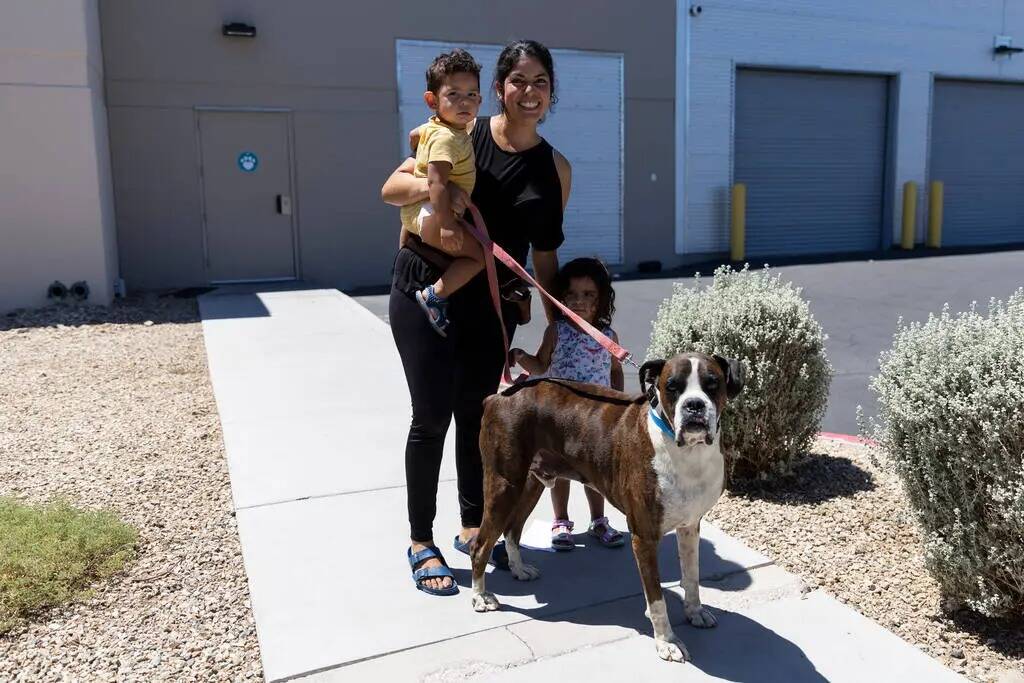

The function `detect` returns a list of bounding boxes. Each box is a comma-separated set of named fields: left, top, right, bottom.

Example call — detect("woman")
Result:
left=381, top=39, right=572, bottom=595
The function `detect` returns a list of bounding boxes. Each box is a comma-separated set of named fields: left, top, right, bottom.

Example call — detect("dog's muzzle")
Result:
left=678, top=398, right=714, bottom=446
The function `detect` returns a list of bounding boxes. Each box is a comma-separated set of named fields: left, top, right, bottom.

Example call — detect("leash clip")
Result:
left=646, top=386, right=660, bottom=410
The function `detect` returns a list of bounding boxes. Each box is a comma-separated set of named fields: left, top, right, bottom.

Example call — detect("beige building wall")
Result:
left=100, top=1, right=675, bottom=292
left=0, top=0, right=118, bottom=313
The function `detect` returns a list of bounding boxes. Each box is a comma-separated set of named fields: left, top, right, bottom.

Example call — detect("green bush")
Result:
left=0, top=497, right=138, bottom=633
left=867, top=290, right=1024, bottom=617
left=648, top=265, right=832, bottom=479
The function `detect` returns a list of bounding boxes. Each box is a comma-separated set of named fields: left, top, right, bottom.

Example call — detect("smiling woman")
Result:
left=492, top=40, right=558, bottom=119
left=381, top=39, right=572, bottom=597
left=394, top=39, right=624, bottom=265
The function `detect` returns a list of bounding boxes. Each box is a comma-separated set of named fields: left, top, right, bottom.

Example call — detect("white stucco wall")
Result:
left=676, top=0, right=1024, bottom=255
left=0, top=0, right=117, bottom=313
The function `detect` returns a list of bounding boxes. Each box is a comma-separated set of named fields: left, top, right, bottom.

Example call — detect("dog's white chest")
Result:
left=647, top=419, right=724, bottom=533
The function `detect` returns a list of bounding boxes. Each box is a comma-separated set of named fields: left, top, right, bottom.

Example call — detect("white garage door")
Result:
left=396, top=39, right=623, bottom=265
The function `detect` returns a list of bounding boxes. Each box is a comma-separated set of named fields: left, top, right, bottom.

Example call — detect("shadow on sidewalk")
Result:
left=454, top=534, right=750, bottom=596
left=449, top=532, right=826, bottom=681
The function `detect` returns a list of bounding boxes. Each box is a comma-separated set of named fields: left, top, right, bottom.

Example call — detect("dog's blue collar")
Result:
left=649, top=408, right=675, bottom=438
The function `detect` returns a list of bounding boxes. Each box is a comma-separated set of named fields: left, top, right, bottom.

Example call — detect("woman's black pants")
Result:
left=389, top=249, right=514, bottom=543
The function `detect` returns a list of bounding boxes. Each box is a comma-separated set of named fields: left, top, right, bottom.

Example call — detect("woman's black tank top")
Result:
left=470, top=116, right=565, bottom=271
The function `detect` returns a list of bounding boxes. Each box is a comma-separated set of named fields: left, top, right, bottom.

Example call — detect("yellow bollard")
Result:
left=731, top=183, right=746, bottom=262
left=928, top=181, right=944, bottom=248
left=900, top=181, right=917, bottom=250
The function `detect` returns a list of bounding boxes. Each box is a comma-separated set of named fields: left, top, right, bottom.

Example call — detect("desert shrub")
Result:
left=648, top=265, right=832, bottom=479
left=867, top=290, right=1024, bottom=617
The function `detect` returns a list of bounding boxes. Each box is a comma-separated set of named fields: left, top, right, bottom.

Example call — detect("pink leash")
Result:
left=460, top=204, right=638, bottom=386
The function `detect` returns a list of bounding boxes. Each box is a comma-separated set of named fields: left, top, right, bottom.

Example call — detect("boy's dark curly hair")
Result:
left=553, top=257, right=616, bottom=328
left=426, top=49, right=481, bottom=94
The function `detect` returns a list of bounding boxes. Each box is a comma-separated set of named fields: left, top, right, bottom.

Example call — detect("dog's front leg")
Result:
left=677, top=522, right=716, bottom=628
left=633, top=535, right=689, bottom=663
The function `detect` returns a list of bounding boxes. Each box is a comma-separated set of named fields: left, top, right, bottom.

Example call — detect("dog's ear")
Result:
left=638, top=359, right=666, bottom=397
left=714, top=355, right=745, bottom=399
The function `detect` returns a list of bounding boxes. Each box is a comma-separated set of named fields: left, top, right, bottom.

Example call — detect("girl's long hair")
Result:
left=553, top=257, right=615, bottom=328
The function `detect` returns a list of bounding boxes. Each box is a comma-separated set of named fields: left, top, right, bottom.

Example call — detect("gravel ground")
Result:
left=0, top=298, right=262, bottom=682
left=4, top=298, right=1022, bottom=682
left=706, top=437, right=1024, bottom=683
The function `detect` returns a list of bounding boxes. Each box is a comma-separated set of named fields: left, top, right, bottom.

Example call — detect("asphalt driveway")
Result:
left=353, top=249, right=1023, bottom=435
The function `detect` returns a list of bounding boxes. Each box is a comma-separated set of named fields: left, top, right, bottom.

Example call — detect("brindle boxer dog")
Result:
left=470, top=352, right=744, bottom=662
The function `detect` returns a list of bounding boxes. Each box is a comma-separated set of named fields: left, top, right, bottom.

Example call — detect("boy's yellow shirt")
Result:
left=400, top=116, right=476, bottom=232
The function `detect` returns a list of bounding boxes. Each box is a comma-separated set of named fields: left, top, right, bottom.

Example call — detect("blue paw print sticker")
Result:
left=237, top=151, right=259, bottom=173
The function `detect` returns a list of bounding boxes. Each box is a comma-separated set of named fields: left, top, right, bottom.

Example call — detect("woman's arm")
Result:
left=609, top=329, right=624, bottom=391
left=533, top=149, right=574, bottom=323
left=381, top=157, right=429, bottom=207
left=512, top=323, right=557, bottom=375
left=408, top=125, right=424, bottom=154
left=380, top=157, right=471, bottom=215
left=533, top=250, right=559, bottom=324
left=553, top=149, right=572, bottom=212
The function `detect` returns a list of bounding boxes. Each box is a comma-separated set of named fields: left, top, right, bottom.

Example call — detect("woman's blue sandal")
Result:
left=408, top=545, right=459, bottom=596
left=588, top=517, right=625, bottom=548
left=416, top=286, right=450, bottom=337
left=453, top=535, right=510, bottom=571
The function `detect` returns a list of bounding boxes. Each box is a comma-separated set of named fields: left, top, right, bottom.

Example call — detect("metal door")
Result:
left=931, top=79, right=1024, bottom=247
left=735, top=69, right=890, bottom=257
left=198, top=110, right=297, bottom=282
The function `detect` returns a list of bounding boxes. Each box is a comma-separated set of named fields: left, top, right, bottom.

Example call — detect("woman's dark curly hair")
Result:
left=425, top=48, right=481, bottom=94
left=553, top=257, right=616, bottom=328
left=493, top=40, right=558, bottom=113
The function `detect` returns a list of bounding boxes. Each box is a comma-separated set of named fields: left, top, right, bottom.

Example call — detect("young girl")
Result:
left=509, top=257, right=625, bottom=550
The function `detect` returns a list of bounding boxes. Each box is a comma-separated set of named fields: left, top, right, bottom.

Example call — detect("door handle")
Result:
left=276, top=194, right=292, bottom=216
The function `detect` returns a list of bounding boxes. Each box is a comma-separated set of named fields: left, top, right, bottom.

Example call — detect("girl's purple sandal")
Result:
left=588, top=516, right=625, bottom=548
left=551, top=519, right=575, bottom=551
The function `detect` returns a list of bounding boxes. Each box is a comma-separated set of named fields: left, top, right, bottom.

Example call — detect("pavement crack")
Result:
left=235, top=477, right=458, bottom=511
left=506, top=626, right=537, bottom=659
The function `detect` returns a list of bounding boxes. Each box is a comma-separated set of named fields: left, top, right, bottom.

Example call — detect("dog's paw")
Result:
left=685, top=604, right=717, bottom=628
left=654, top=634, right=690, bottom=663
left=471, top=591, right=501, bottom=612
left=511, top=562, right=541, bottom=581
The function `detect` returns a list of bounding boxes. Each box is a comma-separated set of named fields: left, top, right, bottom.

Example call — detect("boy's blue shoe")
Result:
left=416, top=285, right=450, bottom=337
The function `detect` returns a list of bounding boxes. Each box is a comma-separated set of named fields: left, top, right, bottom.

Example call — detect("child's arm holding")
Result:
left=511, top=323, right=557, bottom=375
left=609, top=329, right=625, bottom=391
left=426, top=160, right=454, bottom=226
left=426, top=161, right=464, bottom=251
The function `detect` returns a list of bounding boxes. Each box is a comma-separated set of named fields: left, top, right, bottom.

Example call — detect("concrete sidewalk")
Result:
left=200, top=288, right=965, bottom=682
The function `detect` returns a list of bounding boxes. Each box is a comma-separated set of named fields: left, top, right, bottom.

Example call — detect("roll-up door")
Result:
left=931, top=79, right=1024, bottom=247
left=735, top=69, right=890, bottom=257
